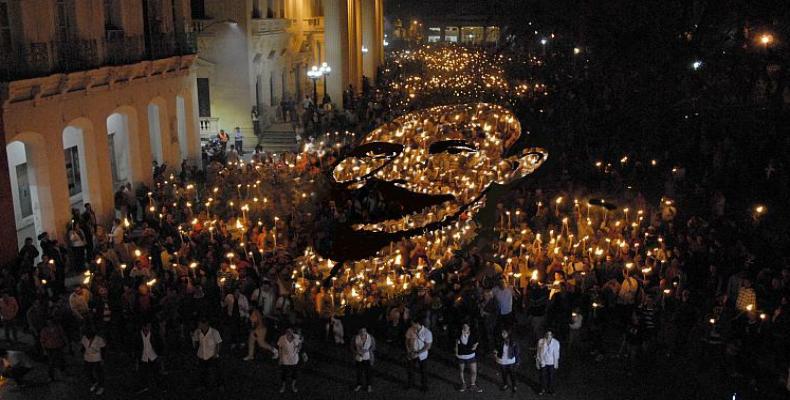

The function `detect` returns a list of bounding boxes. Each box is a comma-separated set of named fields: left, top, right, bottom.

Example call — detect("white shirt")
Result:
left=277, top=334, right=303, bottom=366
left=405, top=325, right=433, bottom=361
left=496, top=343, right=516, bottom=365
left=110, top=225, right=124, bottom=245
left=192, top=327, right=222, bottom=360
left=141, top=330, right=158, bottom=362
left=536, top=337, right=560, bottom=368
left=82, top=336, right=106, bottom=363
left=252, top=287, right=275, bottom=317
left=492, top=286, right=514, bottom=315
left=353, top=333, right=373, bottom=362
left=223, top=293, right=250, bottom=319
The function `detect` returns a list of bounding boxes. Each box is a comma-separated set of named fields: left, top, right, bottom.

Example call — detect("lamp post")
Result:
left=307, top=65, right=321, bottom=105
left=319, top=62, right=331, bottom=103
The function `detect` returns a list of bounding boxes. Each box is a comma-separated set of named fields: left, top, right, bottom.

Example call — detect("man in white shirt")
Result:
left=404, top=318, right=433, bottom=391
left=352, top=327, right=376, bottom=392
left=233, top=127, right=244, bottom=155
left=536, top=330, right=560, bottom=395
left=192, top=318, right=223, bottom=390
left=492, top=279, right=516, bottom=326
left=277, top=327, right=303, bottom=393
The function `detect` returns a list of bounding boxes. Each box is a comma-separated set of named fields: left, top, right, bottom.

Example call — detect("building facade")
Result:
left=0, top=0, right=200, bottom=264
left=388, top=0, right=500, bottom=47
left=193, top=0, right=384, bottom=142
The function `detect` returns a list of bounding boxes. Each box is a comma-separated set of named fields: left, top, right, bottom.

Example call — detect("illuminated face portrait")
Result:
left=333, top=102, right=546, bottom=229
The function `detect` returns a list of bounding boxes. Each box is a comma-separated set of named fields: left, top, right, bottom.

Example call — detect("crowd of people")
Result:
left=0, top=34, right=788, bottom=400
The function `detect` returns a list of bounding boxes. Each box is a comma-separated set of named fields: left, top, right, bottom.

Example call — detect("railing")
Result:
left=0, top=30, right=196, bottom=82
left=55, top=39, right=100, bottom=73
left=199, top=117, right=220, bottom=139
left=105, top=35, right=145, bottom=66
left=192, top=19, right=212, bottom=33
left=302, top=17, right=324, bottom=32
left=251, top=18, right=291, bottom=35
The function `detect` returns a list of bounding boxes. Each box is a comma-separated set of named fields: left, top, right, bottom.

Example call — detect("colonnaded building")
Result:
left=0, top=0, right=384, bottom=265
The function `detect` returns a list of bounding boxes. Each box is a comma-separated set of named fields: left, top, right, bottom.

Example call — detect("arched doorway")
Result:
left=107, top=112, right=134, bottom=188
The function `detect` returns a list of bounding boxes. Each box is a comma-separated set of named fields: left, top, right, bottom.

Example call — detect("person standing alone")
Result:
left=536, top=330, right=560, bottom=395
left=233, top=127, right=243, bottom=155
left=404, top=316, right=432, bottom=392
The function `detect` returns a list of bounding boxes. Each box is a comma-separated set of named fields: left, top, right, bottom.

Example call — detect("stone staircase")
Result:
left=258, top=122, right=299, bottom=153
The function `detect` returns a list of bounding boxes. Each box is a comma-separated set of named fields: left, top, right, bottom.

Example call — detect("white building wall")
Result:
left=2, top=56, right=200, bottom=244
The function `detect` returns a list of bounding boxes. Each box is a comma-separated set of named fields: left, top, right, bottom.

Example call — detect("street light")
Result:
left=319, top=62, right=331, bottom=102
left=307, top=63, right=331, bottom=105
left=691, top=60, right=702, bottom=70
left=307, top=66, right=322, bottom=104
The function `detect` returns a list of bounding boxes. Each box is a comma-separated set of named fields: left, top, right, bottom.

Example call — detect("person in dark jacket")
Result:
left=133, top=321, right=164, bottom=393
left=493, top=327, right=520, bottom=392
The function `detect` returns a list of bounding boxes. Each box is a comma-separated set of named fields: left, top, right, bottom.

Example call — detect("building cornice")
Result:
left=2, top=55, right=196, bottom=107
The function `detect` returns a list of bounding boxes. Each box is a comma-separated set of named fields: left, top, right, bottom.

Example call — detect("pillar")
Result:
left=45, top=135, right=74, bottom=244
left=134, top=105, right=154, bottom=187
left=0, top=110, right=18, bottom=265
left=185, top=83, right=203, bottom=166
left=322, top=0, right=348, bottom=107
left=88, top=119, right=118, bottom=225
left=348, top=0, right=363, bottom=91
left=360, top=0, right=380, bottom=80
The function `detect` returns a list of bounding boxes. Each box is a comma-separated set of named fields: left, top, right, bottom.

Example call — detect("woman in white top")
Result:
left=81, top=328, right=106, bottom=395
left=277, top=328, right=303, bottom=393
left=454, top=323, right=482, bottom=392
left=351, top=327, right=376, bottom=392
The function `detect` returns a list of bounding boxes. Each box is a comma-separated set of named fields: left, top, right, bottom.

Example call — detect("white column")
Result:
left=348, top=0, right=363, bottom=91
left=80, top=118, right=115, bottom=224
left=360, top=0, right=377, bottom=80
left=185, top=81, right=203, bottom=166
left=322, top=0, right=347, bottom=107
left=44, top=136, right=73, bottom=242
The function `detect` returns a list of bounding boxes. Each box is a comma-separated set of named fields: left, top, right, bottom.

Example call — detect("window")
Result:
left=55, top=0, right=73, bottom=40
left=15, top=163, right=33, bottom=218
left=64, top=146, right=82, bottom=196
left=107, top=133, right=119, bottom=186
left=197, top=78, right=211, bottom=117
left=0, top=1, right=11, bottom=55
left=191, top=0, right=206, bottom=19
left=428, top=28, right=441, bottom=43
left=444, top=27, right=458, bottom=43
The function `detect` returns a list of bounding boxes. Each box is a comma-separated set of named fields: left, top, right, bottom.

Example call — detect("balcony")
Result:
left=251, top=18, right=291, bottom=36
left=105, top=35, right=145, bottom=66
left=0, top=31, right=196, bottom=82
